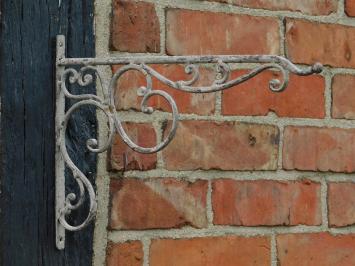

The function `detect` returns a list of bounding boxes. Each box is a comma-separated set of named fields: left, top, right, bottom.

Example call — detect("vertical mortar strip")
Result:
left=277, top=124, right=284, bottom=169
left=152, top=1, right=166, bottom=172
left=143, top=238, right=151, bottom=266
left=93, top=0, right=112, bottom=265
left=271, top=234, right=277, bottom=266
left=321, top=179, right=329, bottom=229
left=215, top=91, right=222, bottom=116
left=92, top=174, right=111, bottom=266
left=338, top=0, right=345, bottom=17
left=207, top=180, right=214, bottom=226
left=279, top=17, right=286, bottom=57
left=154, top=3, right=166, bottom=55
left=324, top=70, right=333, bottom=119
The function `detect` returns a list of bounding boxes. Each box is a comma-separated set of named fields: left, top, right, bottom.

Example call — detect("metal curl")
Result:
left=77, top=66, right=95, bottom=86
left=61, top=67, right=103, bottom=102
left=86, top=109, right=115, bottom=153
left=111, top=64, right=179, bottom=154
left=58, top=169, right=96, bottom=232
left=109, top=64, right=153, bottom=107
left=58, top=99, right=115, bottom=231
left=140, top=62, right=290, bottom=93
left=112, top=90, right=178, bottom=154
left=214, top=60, right=230, bottom=85
left=243, top=63, right=289, bottom=92
left=177, top=64, right=200, bottom=87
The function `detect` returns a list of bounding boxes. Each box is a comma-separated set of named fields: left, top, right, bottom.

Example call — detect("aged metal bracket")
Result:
left=55, top=34, right=323, bottom=249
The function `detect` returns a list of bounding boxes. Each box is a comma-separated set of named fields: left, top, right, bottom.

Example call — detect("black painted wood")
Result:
left=0, top=0, right=96, bottom=265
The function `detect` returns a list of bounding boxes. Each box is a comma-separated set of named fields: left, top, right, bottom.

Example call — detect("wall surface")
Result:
left=93, top=0, right=355, bottom=265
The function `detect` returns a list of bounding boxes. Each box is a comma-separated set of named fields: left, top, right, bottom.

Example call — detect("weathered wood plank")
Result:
left=0, top=0, right=96, bottom=265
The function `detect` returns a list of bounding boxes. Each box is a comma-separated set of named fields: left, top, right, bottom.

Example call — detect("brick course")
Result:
left=277, top=233, right=355, bottom=266
left=106, top=241, right=143, bottom=266
left=108, top=123, right=157, bottom=171
left=328, top=182, right=355, bottom=227
left=286, top=19, right=355, bottom=68
left=332, top=75, right=355, bottom=119
left=222, top=70, right=325, bottom=118
left=150, top=236, right=270, bottom=266
left=283, top=126, right=355, bottom=172
left=109, top=178, right=208, bottom=229
left=345, top=0, right=355, bottom=16
left=212, top=179, right=321, bottom=226
left=111, top=0, right=160, bottom=52
left=166, top=9, right=280, bottom=55
left=162, top=120, right=279, bottom=171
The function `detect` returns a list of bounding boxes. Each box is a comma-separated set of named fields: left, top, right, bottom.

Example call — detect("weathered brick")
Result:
left=332, top=75, right=355, bottom=119
left=283, top=126, right=355, bottom=172
left=222, top=70, right=325, bottom=118
left=206, top=0, right=337, bottom=15
left=150, top=236, right=270, bottom=266
left=162, top=121, right=279, bottom=171
left=212, top=179, right=321, bottom=226
left=111, top=0, right=160, bottom=52
left=112, top=65, right=216, bottom=115
left=106, top=241, right=143, bottom=266
left=108, top=123, right=157, bottom=171
left=166, top=9, right=279, bottom=55
left=328, top=182, right=355, bottom=227
left=109, top=178, right=208, bottom=230
left=286, top=19, right=355, bottom=68
left=346, top=0, right=355, bottom=16
left=277, top=233, right=355, bottom=266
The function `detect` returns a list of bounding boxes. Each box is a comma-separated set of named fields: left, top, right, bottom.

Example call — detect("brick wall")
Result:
left=93, top=0, right=355, bottom=265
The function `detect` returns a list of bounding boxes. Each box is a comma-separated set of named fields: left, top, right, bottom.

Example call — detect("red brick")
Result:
left=162, top=121, right=279, bottom=171
left=286, top=19, right=355, bottom=68
left=112, top=65, right=216, bottom=115
left=222, top=70, right=325, bottom=118
left=277, top=233, right=355, bottom=266
left=108, top=123, right=157, bottom=171
left=150, top=236, right=270, bottom=266
left=111, top=0, right=160, bottom=52
left=106, top=241, right=143, bottom=266
left=206, top=0, right=337, bottom=15
left=283, top=126, right=355, bottom=172
left=212, top=179, right=321, bottom=226
left=109, top=178, right=208, bottom=230
left=332, top=75, right=355, bottom=119
left=328, top=182, right=355, bottom=227
left=346, top=0, right=355, bottom=16
left=166, top=9, right=279, bottom=55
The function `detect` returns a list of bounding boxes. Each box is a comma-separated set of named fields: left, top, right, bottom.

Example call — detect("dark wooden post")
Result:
left=0, top=1, right=96, bottom=265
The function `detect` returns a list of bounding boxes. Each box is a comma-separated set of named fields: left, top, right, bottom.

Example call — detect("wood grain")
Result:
left=0, top=0, right=96, bottom=265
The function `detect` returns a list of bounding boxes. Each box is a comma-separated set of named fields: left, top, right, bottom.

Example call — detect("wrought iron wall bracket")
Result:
left=55, top=35, right=323, bottom=249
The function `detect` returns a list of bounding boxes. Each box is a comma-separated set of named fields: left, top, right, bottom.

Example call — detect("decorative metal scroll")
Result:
left=55, top=35, right=323, bottom=249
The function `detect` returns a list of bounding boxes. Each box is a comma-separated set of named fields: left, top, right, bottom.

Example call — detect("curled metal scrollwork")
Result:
left=56, top=47, right=323, bottom=247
